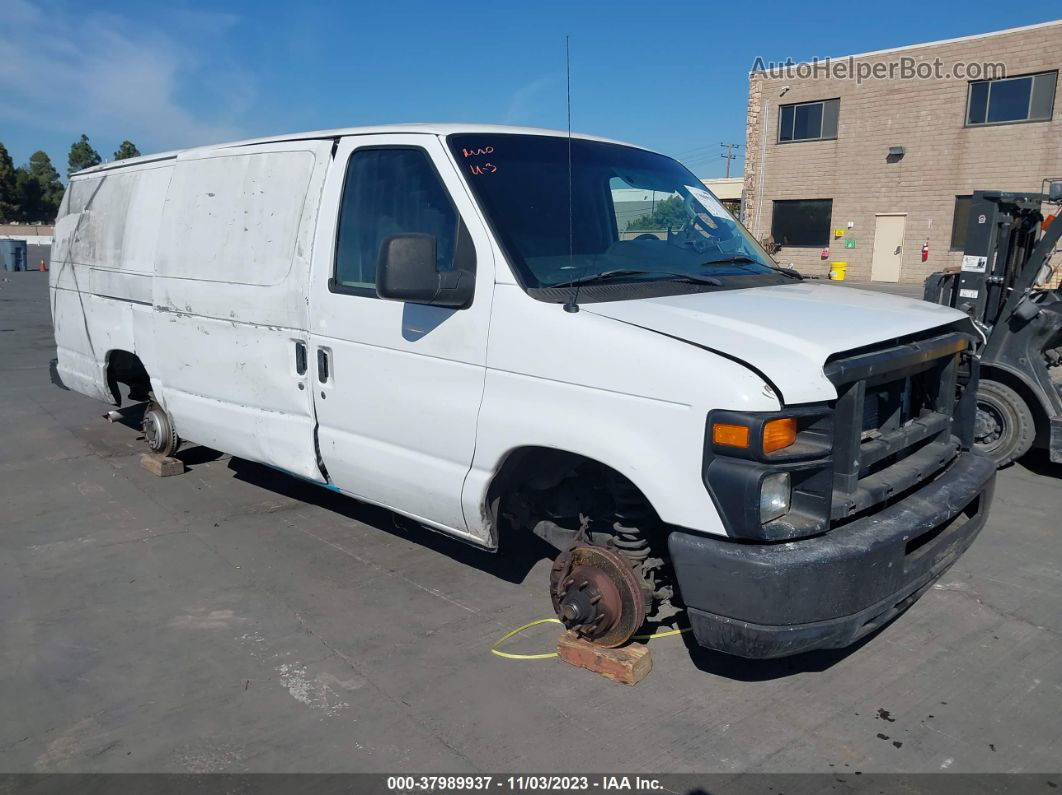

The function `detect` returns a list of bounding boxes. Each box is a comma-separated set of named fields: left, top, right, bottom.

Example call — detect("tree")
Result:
left=0, top=142, right=17, bottom=222
left=30, top=151, right=65, bottom=215
left=68, top=133, right=102, bottom=176
left=625, top=194, right=688, bottom=231
left=14, top=150, right=65, bottom=222
left=113, top=140, right=141, bottom=161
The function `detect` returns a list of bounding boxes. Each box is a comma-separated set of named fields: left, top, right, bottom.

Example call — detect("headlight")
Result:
left=760, top=472, right=791, bottom=523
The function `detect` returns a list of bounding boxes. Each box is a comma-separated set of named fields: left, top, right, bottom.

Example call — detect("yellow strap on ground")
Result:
left=490, top=618, right=563, bottom=659
left=490, top=617, right=691, bottom=660
left=634, top=626, right=690, bottom=640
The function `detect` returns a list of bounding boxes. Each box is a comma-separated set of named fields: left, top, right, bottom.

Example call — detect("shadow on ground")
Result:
left=176, top=445, right=227, bottom=467
left=103, top=401, right=146, bottom=432
left=680, top=621, right=881, bottom=681
left=1015, top=448, right=1062, bottom=479
left=228, top=457, right=556, bottom=587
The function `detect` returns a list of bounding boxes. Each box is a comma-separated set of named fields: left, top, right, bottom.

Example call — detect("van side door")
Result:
left=308, top=134, right=496, bottom=541
left=152, top=140, right=332, bottom=481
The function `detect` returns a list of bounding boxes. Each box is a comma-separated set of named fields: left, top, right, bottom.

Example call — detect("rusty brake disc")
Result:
left=549, top=544, right=646, bottom=648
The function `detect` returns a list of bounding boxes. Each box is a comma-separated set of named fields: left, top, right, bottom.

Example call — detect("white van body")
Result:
left=51, top=125, right=996, bottom=658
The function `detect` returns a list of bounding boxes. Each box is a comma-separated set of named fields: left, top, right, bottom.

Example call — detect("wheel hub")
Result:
left=974, top=401, right=1005, bottom=447
left=143, top=411, right=164, bottom=451
left=549, top=544, right=646, bottom=648
left=557, top=567, right=606, bottom=627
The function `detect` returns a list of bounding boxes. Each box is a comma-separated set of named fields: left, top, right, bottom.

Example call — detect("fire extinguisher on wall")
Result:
left=922, top=239, right=929, bottom=262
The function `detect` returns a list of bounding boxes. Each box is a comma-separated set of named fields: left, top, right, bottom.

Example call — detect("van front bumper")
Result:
left=669, top=451, right=996, bottom=659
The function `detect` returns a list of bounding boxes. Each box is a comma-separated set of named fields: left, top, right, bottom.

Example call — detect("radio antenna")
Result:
left=563, top=35, right=581, bottom=314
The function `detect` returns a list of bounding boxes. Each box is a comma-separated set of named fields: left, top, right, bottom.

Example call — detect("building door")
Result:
left=871, top=214, right=906, bottom=282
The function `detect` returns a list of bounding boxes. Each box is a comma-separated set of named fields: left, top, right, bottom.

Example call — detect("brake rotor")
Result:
left=549, top=544, right=646, bottom=648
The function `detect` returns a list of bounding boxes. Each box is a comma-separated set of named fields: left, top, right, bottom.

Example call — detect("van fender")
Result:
left=462, top=370, right=751, bottom=545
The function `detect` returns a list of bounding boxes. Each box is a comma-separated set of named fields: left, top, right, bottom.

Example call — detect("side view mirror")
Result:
left=376, top=234, right=474, bottom=309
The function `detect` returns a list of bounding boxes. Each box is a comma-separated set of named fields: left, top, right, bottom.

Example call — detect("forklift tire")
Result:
left=973, top=380, right=1034, bottom=467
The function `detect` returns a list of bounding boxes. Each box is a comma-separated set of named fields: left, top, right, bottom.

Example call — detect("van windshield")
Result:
left=447, top=133, right=784, bottom=296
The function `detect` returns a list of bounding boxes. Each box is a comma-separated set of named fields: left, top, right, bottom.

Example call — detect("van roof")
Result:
left=71, top=124, right=649, bottom=177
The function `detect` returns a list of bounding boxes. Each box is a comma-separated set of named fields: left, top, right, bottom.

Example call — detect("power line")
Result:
left=672, top=142, right=720, bottom=159
left=681, top=151, right=726, bottom=166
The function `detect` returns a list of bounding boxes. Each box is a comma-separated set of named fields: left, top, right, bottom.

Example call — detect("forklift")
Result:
left=924, top=179, right=1062, bottom=467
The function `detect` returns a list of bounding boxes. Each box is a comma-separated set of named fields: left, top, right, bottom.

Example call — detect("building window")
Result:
left=951, top=195, right=972, bottom=250
left=720, top=198, right=741, bottom=217
left=771, top=199, right=832, bottom=247
left=966, top=71, right=1057, bottom=126
left=778, top=99, right=840, bottom=142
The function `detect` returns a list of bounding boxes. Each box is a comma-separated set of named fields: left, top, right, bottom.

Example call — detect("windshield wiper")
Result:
left=699, top=255, right=764, bottom=266
left=699, top=255, right=803, bottom=280
left=556, top=269, right=723, bottom=288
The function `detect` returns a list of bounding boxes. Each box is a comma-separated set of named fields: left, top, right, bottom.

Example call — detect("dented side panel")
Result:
left=51, top=160, right=175, bottom=402
left=150, top=141, right=333, bottom=481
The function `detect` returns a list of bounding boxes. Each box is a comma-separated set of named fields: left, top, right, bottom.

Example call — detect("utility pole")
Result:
left=720, top=142, right=741, bottom=178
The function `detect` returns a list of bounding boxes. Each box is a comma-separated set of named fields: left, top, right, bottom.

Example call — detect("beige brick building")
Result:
left=742, top=21, right=1062, bottom=283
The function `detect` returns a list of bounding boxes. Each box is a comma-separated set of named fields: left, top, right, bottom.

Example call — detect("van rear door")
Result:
left=152, top=140, right=333, bottom=481
left=307, top=134, right=497, bottom=540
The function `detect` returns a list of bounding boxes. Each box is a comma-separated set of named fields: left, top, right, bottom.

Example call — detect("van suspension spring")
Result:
left=610, top=478, right=651, bottom=565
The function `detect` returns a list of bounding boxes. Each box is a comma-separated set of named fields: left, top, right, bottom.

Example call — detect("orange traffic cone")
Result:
left=39, top=259, right=47, bottom=272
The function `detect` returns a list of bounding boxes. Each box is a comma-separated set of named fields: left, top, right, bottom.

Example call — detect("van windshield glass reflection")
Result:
left=447, top=133, right=777, bottom=290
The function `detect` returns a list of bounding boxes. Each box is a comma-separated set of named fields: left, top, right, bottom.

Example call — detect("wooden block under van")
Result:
left=556, top=632, right=652, bottom=685
left=140, top=453, right=185, bottom=477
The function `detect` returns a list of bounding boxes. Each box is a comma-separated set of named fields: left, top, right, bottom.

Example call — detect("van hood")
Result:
left=583, top=282, right=967, bottom=404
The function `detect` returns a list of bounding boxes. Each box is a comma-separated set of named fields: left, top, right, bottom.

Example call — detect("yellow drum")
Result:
left=829, top=262, right=848, bottom=281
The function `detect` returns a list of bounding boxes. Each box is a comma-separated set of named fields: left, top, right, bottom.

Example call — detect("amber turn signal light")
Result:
left=763, top=417, right=798, bottom=453
left=712, top=422, right=750, bottom=449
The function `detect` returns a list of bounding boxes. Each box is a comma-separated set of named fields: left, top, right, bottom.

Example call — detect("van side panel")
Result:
left=50, top=162, right=174, bottom=402
left=151, top=142, right=332, bottom=480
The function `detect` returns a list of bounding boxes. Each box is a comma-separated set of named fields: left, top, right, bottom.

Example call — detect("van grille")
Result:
left=824, top=329, right=970, bottom=521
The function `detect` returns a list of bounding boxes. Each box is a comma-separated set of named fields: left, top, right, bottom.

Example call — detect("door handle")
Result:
left=294, top=342, right=307, bottom=375
left=317, top=348, right=330, bottom=383
left=894, top=245, right=902, bottom=255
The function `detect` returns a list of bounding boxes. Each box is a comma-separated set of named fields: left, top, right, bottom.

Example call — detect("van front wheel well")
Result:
left=486, top=447, right=675, bottom=612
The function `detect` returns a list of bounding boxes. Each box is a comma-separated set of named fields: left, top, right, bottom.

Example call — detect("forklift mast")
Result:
left=954, top=192, right=1051, bottom=327
left=923, top=183, right=1062, bottom=466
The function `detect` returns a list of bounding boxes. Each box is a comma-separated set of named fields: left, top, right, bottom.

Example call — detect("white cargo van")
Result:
left=51, top=124, right=996, bottom=658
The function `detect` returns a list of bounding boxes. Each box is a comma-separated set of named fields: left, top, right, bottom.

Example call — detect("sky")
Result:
left=1, top=0, right=1058, bottom=180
